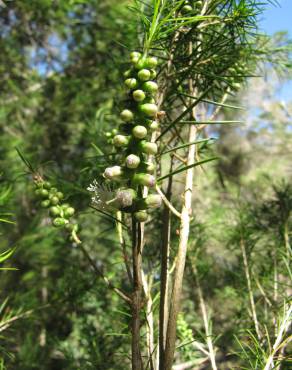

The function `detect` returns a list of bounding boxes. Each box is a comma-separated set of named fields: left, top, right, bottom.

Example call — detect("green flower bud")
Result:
left=139, top=103, right=158, bottom=117
left=120, top=109, right=134, bottom=122
left=53, top=217, right=67, bottom=228
left=116, top=188, right=137, bottom=208
left=50, top=187, right=58, bottom=194
left=133, top=89, right=146, bottom=102
left=123, top=69, right=132, bottom=78
left=41, top=199, right=50, bottom=208
left=150, top=69, right=157, bottom=79
left=130, top=51, right=141, bottom=60
left=138, top=141, right=158, bottom=155
left=62, top=203, right=70, bottom=210
left=43, top=181, right=52, bottom=189
left=126, top=154, right=141, bottom=169
left=134, top=58, right=146, bottom=70
left=133, top=173, right=155, bottom=187
left=145, top=57, right=158, bottom=69
left=138, top=69, right=151, bottom=81
left=134, top=211, right=148, bottom=222
left=104, top=166, right=123, bottom=180
left=143, top=81, right=158, bottom=93
left=56, top=192, right=64, bottom=199
left=113, top=135, right=130, bottom=147
left=35, top=189, right=42, bottom=197
left=112, top=128, right=118, bottom=135
left=145, top=194, right=162, bottom=208
left=145, top=162, right=156, bottom=174
left=125, top=78, right=138, bottom=89
left=150, top=120, right=159, bottom=132
left=50, top=196, right=59, bottom=205
left=64, top=207, right=75, bottom=218
left=181, top=5, right=192, bottom=13
left=49, top=206, right=60, bottom=216
left=40, top=189, right=49, bottom=198
left=105, top=131, right=112, bottom=138
left=132, top=125, right=147, bottom=139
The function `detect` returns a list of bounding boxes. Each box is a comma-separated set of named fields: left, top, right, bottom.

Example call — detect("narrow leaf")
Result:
left=157, top=157, right=218, bottom=182
left=159, top=138, right=216, bottom=156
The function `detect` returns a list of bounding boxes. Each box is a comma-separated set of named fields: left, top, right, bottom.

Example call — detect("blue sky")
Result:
left=260, top=0, right=292, bottom=101
left=260, top=0, right=292, bottom=35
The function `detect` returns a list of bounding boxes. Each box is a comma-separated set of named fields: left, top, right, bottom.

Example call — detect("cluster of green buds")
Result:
left=181, top=0, right=203, bottom=14
left=102, top=51, right=162, bottom=222
left=228, top=62, right=248, bottom=91
left=33, top=175, right=80, bottom=243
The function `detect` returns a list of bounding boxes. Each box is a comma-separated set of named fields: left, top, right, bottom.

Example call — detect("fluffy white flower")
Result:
left=87, top=180, right=116, bottom=210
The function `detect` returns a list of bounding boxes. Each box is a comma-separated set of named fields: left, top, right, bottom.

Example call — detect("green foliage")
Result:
left=0, top=0, right=291, bottom=369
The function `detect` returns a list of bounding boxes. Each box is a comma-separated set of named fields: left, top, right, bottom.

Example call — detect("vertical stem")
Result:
left=131, top=217, right=144, bottom=370
left=240, top=238, right=261, bottom=340
left=40, top=266, right=48, bottom=347
left=164, top=123, right=197, bottom=370
left=142, top=272, right=155, bottom=370
left=159, top=166, right=173, bottom=369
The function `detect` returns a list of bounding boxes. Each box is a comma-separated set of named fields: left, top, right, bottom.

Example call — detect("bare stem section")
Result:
left=164, top=123, right=197, bottom=370
left=131, top=218, right=144, bottom=370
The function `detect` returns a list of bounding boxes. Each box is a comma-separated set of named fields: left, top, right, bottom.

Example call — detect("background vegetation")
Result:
left=0, top=0, right=291, bottom=369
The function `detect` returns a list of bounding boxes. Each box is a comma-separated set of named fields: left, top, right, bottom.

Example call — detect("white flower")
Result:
left=87, top=180, right=116, bottom=211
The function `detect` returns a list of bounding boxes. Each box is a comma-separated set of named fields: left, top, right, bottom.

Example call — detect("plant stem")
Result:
left=131, top=217, right=144, bottom=370
left=164, top=123, right=197, bottom=370
left=192, top=264, right=217, bottom=370
left=159, top=163, right=173, bottom=369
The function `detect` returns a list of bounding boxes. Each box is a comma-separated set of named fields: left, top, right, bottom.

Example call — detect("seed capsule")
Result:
left=134, top=211, right=148, bottom=222
left=145, top=194, right=162, bottom=208
left=139, top=103, right=158, bottom=117
left=126, top=154, right=141, bottom=169
left=113, top=135, right=130, bottom=147
left=53, top=217, right=67, bottom=228
left=145, top=57, right=158, bottom=69
left=133, top=173, right=155, bottom=187
left=132, top=125, right=147, bottom=139
left=133, top=90, right=146, bottom=102
left=120, top=109, right=134, bottom=122
left=64, top=207, right=75, bottom=218
left=139, top=141, right=158, bottom=155
left=143, top=81, right=158, bottom=93
left=104, top=166, right=123, bottom=180
left=125, top=78, right=138, bottom=89
left=138, top=69, right=151, bottom=81
left=41, top=200, right=50, bottom=208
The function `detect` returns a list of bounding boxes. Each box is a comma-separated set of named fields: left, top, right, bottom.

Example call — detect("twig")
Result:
left=116, top=211, right=133, bottom=284
left=240, top=238, right=261, bottom=340
left=79, top=244, right=131, bottom=304
left=155, top=184, right=181, bottom=219
left=263, top=304, right=292, bottom=370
